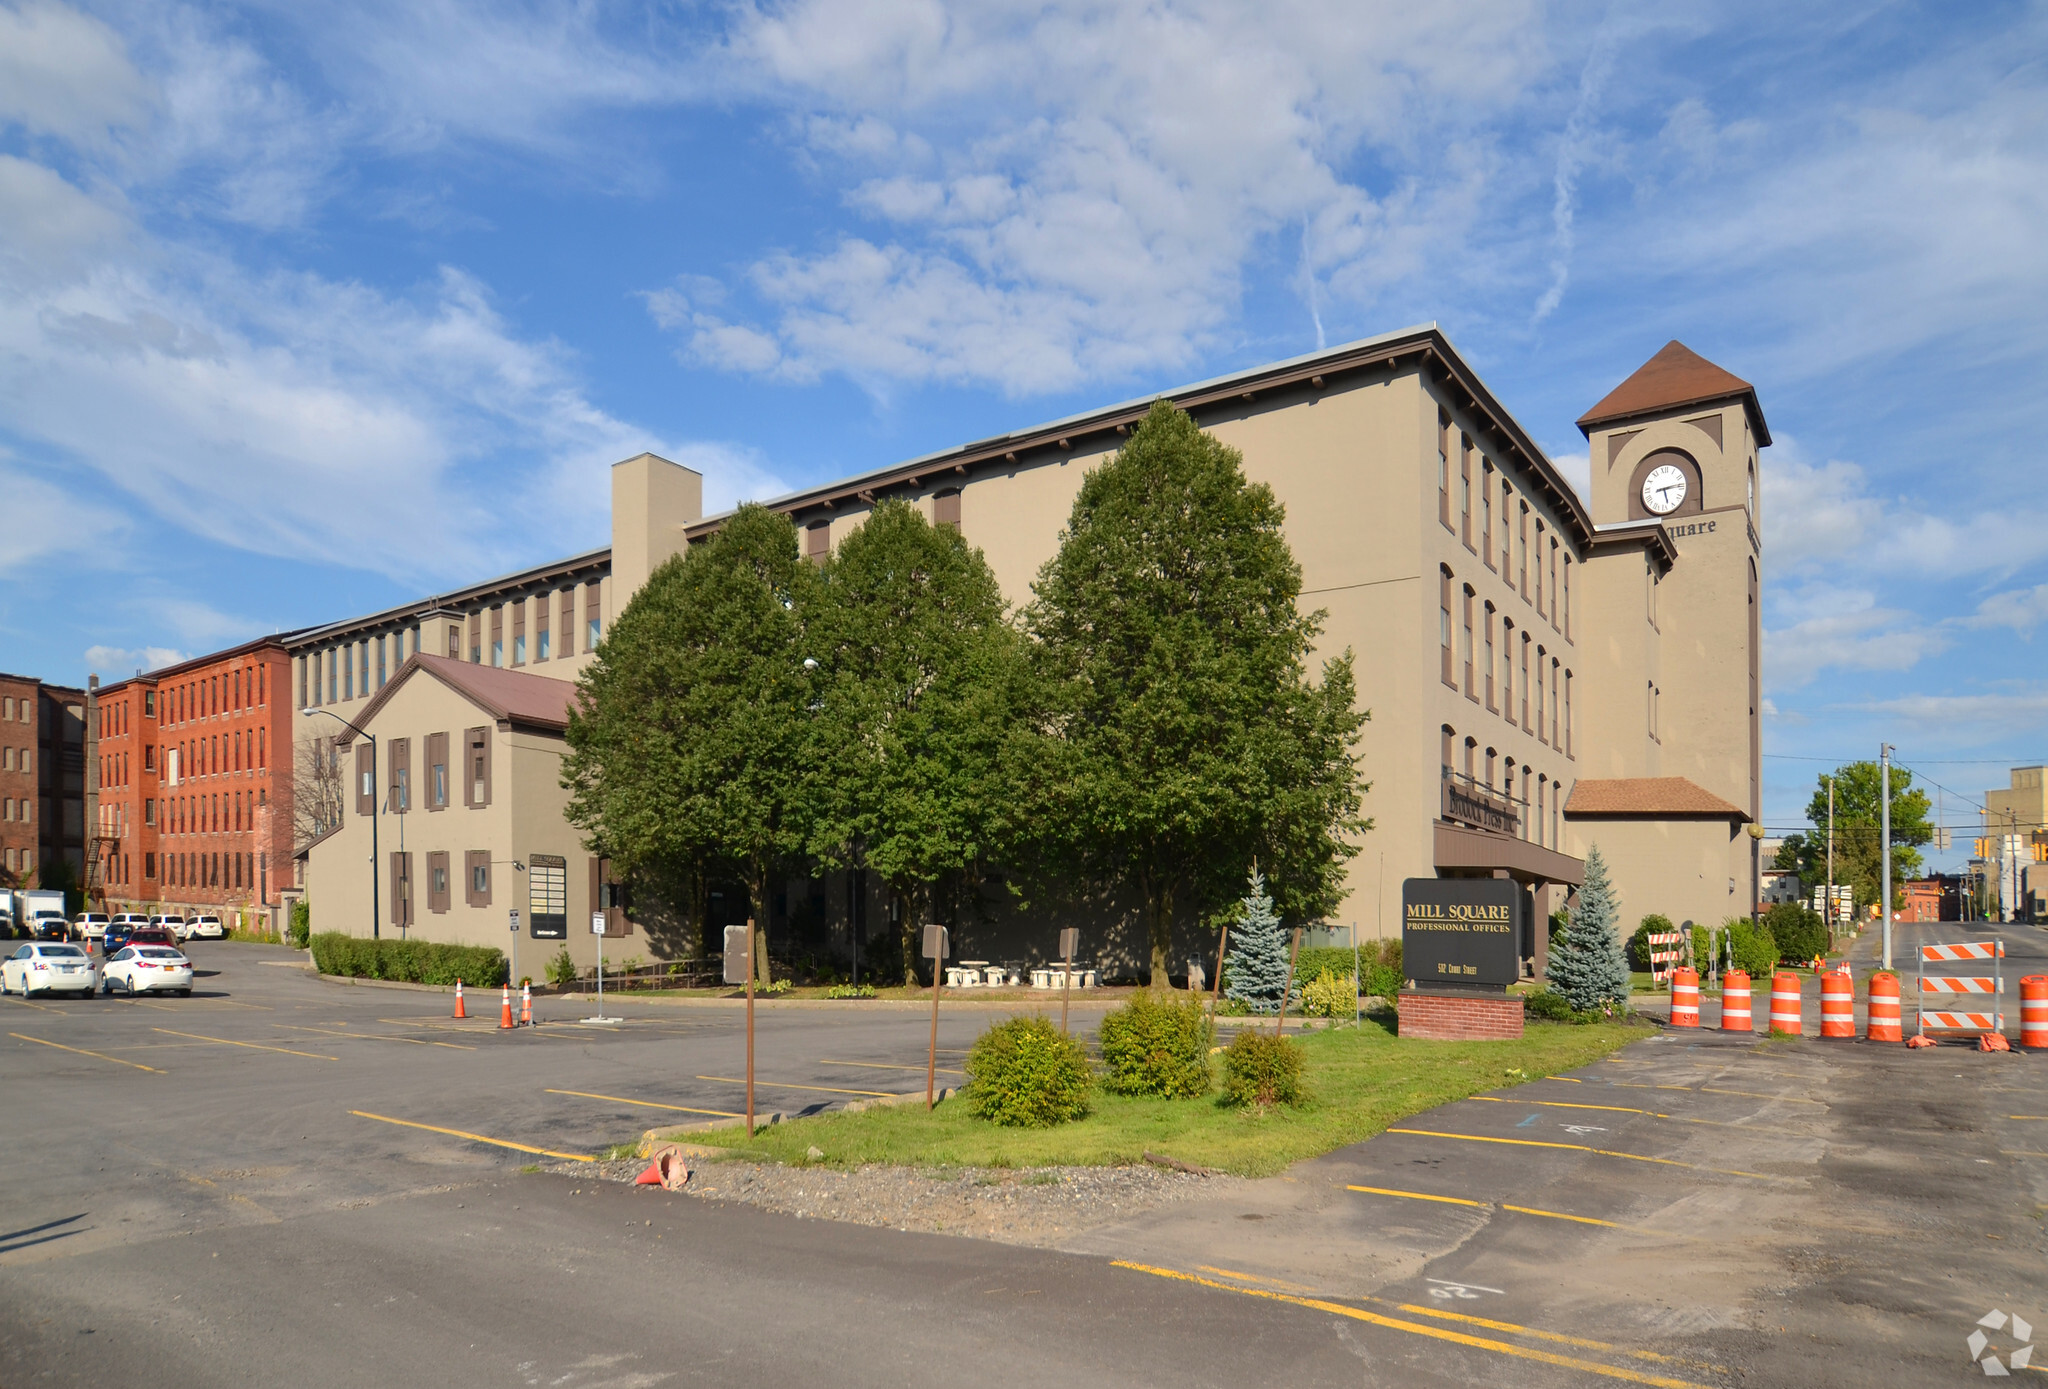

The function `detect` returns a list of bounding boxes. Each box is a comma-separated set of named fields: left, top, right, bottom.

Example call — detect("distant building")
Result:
left=0, top=673, right=88, bottom=889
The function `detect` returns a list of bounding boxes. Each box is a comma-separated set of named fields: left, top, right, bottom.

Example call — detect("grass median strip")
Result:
left=351, top=1111, right=595, bottom=1162
left=665, top=1020, right=1641, bottom=1176
left=10, top=1032, right=164, bottom=1073
left=547, top=1088, right=743, bottom=1118
left=1108, top=1260, right=1712, bottom=1389
left=152, top=1028, right=337, bottom=1060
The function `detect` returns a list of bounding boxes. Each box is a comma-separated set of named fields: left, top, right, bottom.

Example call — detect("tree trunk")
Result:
left=896, top=882, right=920, bottom=987
left=747, top=865, right=773, bottom=986
left=1147, top=875, right=1175, bottom=989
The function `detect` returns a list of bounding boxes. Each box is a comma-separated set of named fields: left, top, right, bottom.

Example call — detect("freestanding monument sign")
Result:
left=1398, top=878, right=1527, bottom=1039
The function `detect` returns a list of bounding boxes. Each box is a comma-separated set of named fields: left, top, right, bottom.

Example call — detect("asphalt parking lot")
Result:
left=4, top=932, right=2045, bottom=1387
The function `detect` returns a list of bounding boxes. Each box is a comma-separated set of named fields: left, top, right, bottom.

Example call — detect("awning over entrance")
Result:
left=1433, top=821, right=1586, bottom=887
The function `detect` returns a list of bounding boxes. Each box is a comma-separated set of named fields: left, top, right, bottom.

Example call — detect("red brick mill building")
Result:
left=94, top=638, right=297, bottom=922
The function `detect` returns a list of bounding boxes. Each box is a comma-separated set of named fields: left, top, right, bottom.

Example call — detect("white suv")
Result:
left=73, top=912, right=111, bottom=941
left=187, top=914, right=225, bottom=940
left=149, top=914, right=190, bottom=941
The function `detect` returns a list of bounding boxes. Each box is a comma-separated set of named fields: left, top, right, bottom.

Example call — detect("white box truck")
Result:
left=12, top=889, right=67, bottom=939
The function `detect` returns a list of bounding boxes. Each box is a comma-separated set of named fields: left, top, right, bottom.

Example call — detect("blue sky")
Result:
left=1, top=0, right=2044, bottom=861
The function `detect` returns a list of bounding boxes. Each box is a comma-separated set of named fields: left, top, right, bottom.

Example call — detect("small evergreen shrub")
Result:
left=1523, top=988, right=1575, bottom=1022
left=1690, top=924, right=1713, bottom=975
left=544, top=946, right=577, bottom=987
left=309, top=933, right=506, bottom=986
left=288, top=900, right=311, bottom=949
left=1300, top=968, right=1356, bottom=1019
left=1097, top=991, right=1210, bottom=1097
left=1220, top=1031, right=1306, bottom=1108
left=1764, top=902, right=1827, bottom=964
left=964, top=1015, right=1093, bottom=1127
left=1222, top=870, right=1294, bottom=1014
left=1546, top=845, right=1631, bottom=1011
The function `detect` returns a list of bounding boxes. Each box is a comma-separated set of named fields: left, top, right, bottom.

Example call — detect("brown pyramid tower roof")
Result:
left=1577, top=341, right=1769, bottom=445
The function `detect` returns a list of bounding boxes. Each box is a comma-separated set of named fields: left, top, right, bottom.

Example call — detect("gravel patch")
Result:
left=549, top=1156, right=1241, bottom=1247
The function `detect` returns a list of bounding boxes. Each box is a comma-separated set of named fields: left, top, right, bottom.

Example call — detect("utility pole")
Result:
left=1825, top=776, right=1835, bottom=942
left=1879, top=744, right=1894, bottom=970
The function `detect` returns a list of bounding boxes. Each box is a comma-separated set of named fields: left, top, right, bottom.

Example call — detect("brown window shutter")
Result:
left=465, top=727, right=489, bottom=807
left=355, top=743, right=375, bottom=816
left=426, top=732, right=447, bottom=810
left=536, top=595, right=550, bottom=661
left=934, top=490, right=961, bottom=530
left=466, top=849, right=490, bottom=907
left=428, top=850, right=449, bottom=912
left=391, top=851, right=413, bottom=930
left=559, top=588, right=575, bottom=657
left=806, top=521, right=830, bottom=563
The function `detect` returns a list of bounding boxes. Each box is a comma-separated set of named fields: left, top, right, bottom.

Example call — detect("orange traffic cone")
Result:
left=519, top=982, right=532, bottom=1026
left=453, top=979, right=467, bottom=1019
left=499, top=984, right=514, bottom=1030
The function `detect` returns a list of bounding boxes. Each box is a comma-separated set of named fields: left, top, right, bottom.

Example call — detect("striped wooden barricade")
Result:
left=1917, top=940, right=2003, bottom=1038
left=1647, top=930, right=1686, bottom=983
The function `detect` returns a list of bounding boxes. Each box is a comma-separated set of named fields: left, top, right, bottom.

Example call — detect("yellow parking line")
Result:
left=1607, top=1082, right=1824, bottom=1105
left=152, top=1028, right=337, bottom=1060
left=1361, top=1296, right=1707, bottom=1367
left=547, top=1089, right=743, bottom=1118
left=351, top=1111, right=594, bottom=1162
left=1109, top=1261, right=1711, bottom=1389
left=10, top=1032, right=163, bottom=1073
left=277, top=1024, right=475, bottom=1051
left=1195, top=1265, right=1323, bottom=1293
left=819, top=1059, right=967, bottom=1076
left=695, top=1075, right=894, bottom=1097
left=1469, top=1094, right=1809, bottom=1134
left=1383, top=1128, right=1774, bottom=1180
left=1, top=995, right=73, bottom=1014
left=1346, top=1183, right=1486, bottom=1208
left=2010, top=1116, right=2048, bottom=1121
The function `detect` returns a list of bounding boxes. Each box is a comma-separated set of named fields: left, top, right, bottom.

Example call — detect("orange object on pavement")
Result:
left=2021, top=976, right=2047, bottom=1049
left=1979, top=1031, right=2012, bottom=1053
left=1769, top=971, right=1803, bottom=1036
left=1819, top=969, right=1855, bottom=1039
left=1669, top=968, right=1699, bottom=1028
left=1866, top=972, right=1902, bottom=1042
left=499, top=984, right=514, bottom=1030
left=519, top=982, right=533, bottom=1026
left=1720, top=971, right=1753, bottom=1032
left=453, top=979, right=467, bottom=1020
left=1906, top=1033, right=1936, bottom=1049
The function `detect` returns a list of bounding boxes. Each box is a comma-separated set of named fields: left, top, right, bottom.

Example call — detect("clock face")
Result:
left=1641, top=464, right=1688, bottom=515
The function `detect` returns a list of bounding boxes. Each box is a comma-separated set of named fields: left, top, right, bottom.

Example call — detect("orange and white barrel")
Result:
left=1670, top=968, right=1700, bottom=1028
left=1866, top=972, right=1902, bottom=1042
left=1819, top=969, right=1855, bottom=1038
left=1769, top=972, right=1803, bottom=1036
left=2022, top=976, right=2048, bottom=1050
left=1720, top=971, right=1753, bottom=1032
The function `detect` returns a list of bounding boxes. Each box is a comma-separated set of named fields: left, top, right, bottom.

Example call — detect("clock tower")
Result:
left=1565, top=342, right=1769, bottom=925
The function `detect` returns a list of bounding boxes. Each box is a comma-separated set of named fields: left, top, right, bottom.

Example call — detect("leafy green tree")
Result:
left=805, top=501, right=1023, bottom=984
left=562, top=504, right=814, bottom=984
left=1023, top=399, right=1369, bottom=983
left=1546, top=844, right=1629, bottom=1011
left=1772, top=762, right=1932, bottom=913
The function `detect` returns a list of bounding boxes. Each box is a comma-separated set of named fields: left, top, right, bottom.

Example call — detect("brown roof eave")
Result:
left=683, top=327, right=1599, bottom=551
left=1578, top=391, right=1772, bottom=449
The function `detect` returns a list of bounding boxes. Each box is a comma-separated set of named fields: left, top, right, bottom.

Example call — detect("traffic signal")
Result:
left=1975, top=838, right=1991, bottom=859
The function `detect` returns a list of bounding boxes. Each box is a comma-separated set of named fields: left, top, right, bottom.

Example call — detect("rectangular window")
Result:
left=145, top=851, right=155, bottom=879
left=1551, top=660, right=1560, bottom=747
left=465, top=850, right=491, bottom=907
left=428, top=851, right=450, bottom=913
left=1535, top=646, right=1547, bottom=744
left=388, top=737, right=411, bottom=813
left=1562, top=554, right=1572, bottom=639
left=145, top=690, right=155, bottom=718
left=1461, top=587, right=1476, bottom=699
left=590, top=856, right=632, bottom=937
left=464, top=727, right=491, bottom=808
left=513, top=600, right=527, bottom=666
left=1550, top=540, right=1560, bottom=631
left=469, top=612, right=482, bottom=664
left=1438, top=410, right=1452, bottom=529
left=1459, top=435, right=1473, bottom=550
left=586, top=585, right=601, bottom=651
left=297, top=658, right=306, bottom=709
left=1536, top=779, right=1546, bottom=847
left=1533, top=521, right=1546, bottom=616
left=491, top=606, right=504, bottom=667
left=934, top=490, right=962, bottom=530
left=560, top=589, right=576, bottom=658
left=356, top=742, right=375, bottom=816
left=1481, top=461, right=1495, bottom=569
left=342, top=647, right=353, bottom=702
left=1484, top=603, right=1496, bottom=711
left=1440, top=568, right=1456, bottom=687
left=1565, top=671, right=1574, bottom=757
left=1500, top=479, right=1512, bottom=582
left=426, top=732, right=448, bottom=810
left=377, top=636, right=388, bottom=689
left=536, top=599, right=551, bottom=662
left=1501, top=621, right=1514, bottom=725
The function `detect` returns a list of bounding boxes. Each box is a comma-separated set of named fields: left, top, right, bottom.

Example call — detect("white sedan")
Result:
left=2, top=942, right=99, bottom=997
left=101, top=945, right=194, bottom=997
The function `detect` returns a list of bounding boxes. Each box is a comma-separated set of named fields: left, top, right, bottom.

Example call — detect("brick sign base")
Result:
left=1397, top=988, right=1524, bottom=1040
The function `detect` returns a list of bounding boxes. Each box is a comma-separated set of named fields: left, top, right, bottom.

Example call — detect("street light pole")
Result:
left=303, top=709, right=378, bottom=941
left=1879, top=744, right=1893, bottom=970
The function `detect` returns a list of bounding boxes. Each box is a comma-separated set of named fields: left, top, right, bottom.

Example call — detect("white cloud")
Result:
left=1955, top=584, right=2048, bottom=635
left=1845, top=689, right=2048, bottom=729
left=1763, top=581, right=1947, bottom=692
left=0, top=456, right=129, bottom=575
left=0, top=0, right=153, bottom=147
left=84, top=643, right=186, bottom=675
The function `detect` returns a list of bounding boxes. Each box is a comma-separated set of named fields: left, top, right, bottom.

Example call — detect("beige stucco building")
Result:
left=297, top=323, right=1768, bottom=975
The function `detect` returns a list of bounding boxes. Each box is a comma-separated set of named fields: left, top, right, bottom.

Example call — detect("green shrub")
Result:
left=308, top=933, right=506, bottom=987
left=1626, top=914, right=1674, bottom=971
left=1523, top=988, right=1576, bottom=1022
left=964, top=1015, right=1093, bottom=1127
left=1097, top=991, right=1211, bottom=1098
left=1690, top=924, right=1713, bottom=975
left=826, top=983, right=876, bottom=999
left=1300, top=968, right=1357, bottom=1019
left=1724, top=918, right=1778, bottom=978
left=1764, top=902, right=1828, bottom=965
left=544, top=946, right=577, bottom=988
left=288, top=900, right=311, bottom=949
left=1220, top=1031, right=1306, bottom=1108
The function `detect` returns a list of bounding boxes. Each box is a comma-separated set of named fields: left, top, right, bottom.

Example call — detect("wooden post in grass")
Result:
left=1059, top=927, right=1078, bottom=1037
left=924, top=924, right=948, bottom=1110
left=723, top=921, right=755, bottom=1137
left=1275, top=928, right=1302, bottom=1038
